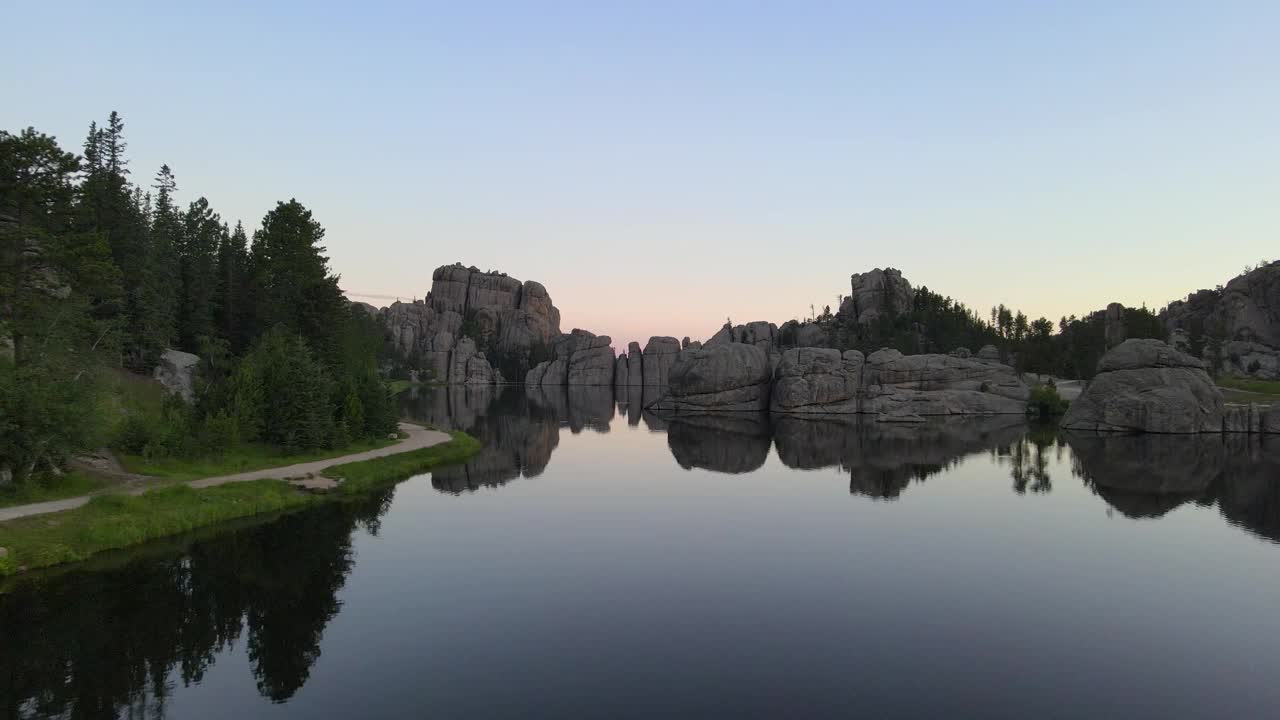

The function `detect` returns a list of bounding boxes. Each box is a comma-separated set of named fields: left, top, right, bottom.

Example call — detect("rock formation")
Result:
left=655, top=342, right=1028, bottom=417
left=1104, top=302, right=1127, bottom=348
left=860, top=348, right=1029, bottom=416
left=641, top=336, right=681, bottom=386
left=652, top=343, right=772, bottom=412
left=525, top=329, right=615, bottom=386
left=613, top=355, right=629, bottom=388
left=839, top=268, right=915, bottom=326
left=626, top=342, right=644, bottom=388
left=771, top=348, right=864, bottom=414
left=154, top=349, right=200, bottom=402
left=381, top=264, right=560, bottom=383
left=1161, top=260, right=1280, bottom=379
left=707, top=321, right=780, bottom=355
left=1061, top=339, right=1223, bottom=433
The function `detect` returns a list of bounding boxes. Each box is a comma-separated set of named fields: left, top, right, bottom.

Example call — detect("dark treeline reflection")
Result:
left=0, top=492, right=392, bottom=718
left=1068, top=432, right=1280, bottom=542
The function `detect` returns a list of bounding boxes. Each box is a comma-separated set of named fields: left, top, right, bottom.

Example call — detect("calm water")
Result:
left=3, top=385, right=1280, bottom=719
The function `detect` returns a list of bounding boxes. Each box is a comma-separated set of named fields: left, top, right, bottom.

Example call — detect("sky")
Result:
left=4, top=1, right=1278, bottom=346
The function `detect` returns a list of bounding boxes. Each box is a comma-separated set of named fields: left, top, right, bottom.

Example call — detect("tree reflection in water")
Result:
left=0, top=491, right=392, bottom=718
left=8, top=390, right=1276, bottom=717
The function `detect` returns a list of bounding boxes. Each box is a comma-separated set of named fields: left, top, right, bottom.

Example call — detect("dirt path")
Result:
left=0, top=423, right=452, bottom=523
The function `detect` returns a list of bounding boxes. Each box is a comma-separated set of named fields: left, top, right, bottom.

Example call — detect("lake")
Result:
left=3, top=385, right=1279, bottom=719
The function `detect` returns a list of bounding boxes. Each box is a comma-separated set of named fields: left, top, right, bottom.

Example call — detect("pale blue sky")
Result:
left=4, top=1, right=1277, bottom=345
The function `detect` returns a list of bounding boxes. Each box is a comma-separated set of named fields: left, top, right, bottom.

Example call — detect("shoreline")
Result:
left=0, top=430, right=481, bottom=579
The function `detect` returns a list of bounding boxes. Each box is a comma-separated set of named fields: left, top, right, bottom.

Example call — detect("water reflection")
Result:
left=773, top=415, right=1028, bottom=498
left=1067, top=432, right=1280, bottom=540
left=667, top=414, right=773, bottom=474
left=0, top=493, right=392, bottom=717
left=5, top=390, right=1280, bottom=718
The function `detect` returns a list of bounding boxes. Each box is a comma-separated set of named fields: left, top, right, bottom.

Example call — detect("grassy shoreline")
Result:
left=120, top=435, right=401, bottom=482
left=0, top=471, right=109, bottom=510
left=0, top=431, right=480, bottom=578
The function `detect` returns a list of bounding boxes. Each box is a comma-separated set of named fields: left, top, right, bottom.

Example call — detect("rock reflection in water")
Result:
left=1066, top=432, right=1280, bottom=538
left=666, top=414, right=773, bottom=474
left=774, top=415, right=1029, bottom=499
left=401, top=385, right=620, bottom=493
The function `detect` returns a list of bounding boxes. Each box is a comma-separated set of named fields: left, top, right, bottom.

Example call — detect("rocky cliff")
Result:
left=840, top=268, right=916, bottom=326
left=1161, top=260, right=1280, bottom=379
left=381, top=264, right=562, bottom=383
left=656, top=342, right=1030, bottom=418
left=525, top=329, right=615, bottom=386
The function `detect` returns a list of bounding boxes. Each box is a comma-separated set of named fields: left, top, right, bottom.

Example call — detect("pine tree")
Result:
left=248, top=199, right=344, bottom=361
left=176, top=197, right=222, bottom=350
left=214, top=220, right=251, bottom=352
left=0, top=128, right=121, bottom=483
left=78, top=113, right=149, bottom=366
left=140, top=164, right=181, bottom=354
left=103, top=111, right=128, bottom=177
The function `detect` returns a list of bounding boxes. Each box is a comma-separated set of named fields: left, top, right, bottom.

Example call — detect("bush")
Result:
left=115, top=413, right=158, bottom=454
left=197, top=410, right=241, bottom=453
left=1027, top=383, right=1069, bottom=418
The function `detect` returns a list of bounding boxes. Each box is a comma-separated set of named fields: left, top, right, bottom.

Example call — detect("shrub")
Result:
left=1027, top=383, right=1069, bottom=418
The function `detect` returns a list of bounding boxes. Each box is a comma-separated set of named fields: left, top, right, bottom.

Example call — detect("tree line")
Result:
left=1, top=112, right=396, bottom=486
left=783, top=286, right=1164, bottom=379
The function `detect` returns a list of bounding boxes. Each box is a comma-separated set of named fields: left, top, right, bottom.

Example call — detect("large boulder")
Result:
left=1062, top=339, right=1224, bottom=433
left=707, top=321, right=780, bottom=354
left=653, top=343, right=772, bottom=412
left=771, top=348, right=864, bottom=413
left=641, top=336, right=681, bottom=386
left=858, top=348, right=1029, bottom=416
left=525, top=330, right=614, bottom=386
left=561, top=330, right=615, bottom=386
left=154, top=349, right=200, bottom=402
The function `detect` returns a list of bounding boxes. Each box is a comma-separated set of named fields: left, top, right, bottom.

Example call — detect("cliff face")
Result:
left=382, top=264, right=562, bottom=383
left=839, top=268, right=916, bottom=326
left=1161, top=261, right=1280, bottom=378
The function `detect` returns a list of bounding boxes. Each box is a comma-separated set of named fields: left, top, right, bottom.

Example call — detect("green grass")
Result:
left=1217, top=376, right=1280, bottom=405
left=0, top=481, right=316, bottom=576
left=0, top=471, right=108, bottom=510
left=327, top=431, right=481, bottom=494
left=119, top=436, right=399, bottom=482
left=95, top=367, right=170, bottom=439
left=0, top=432, right=481, bottom=577
left=387, top=379, right=413, bottom=395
